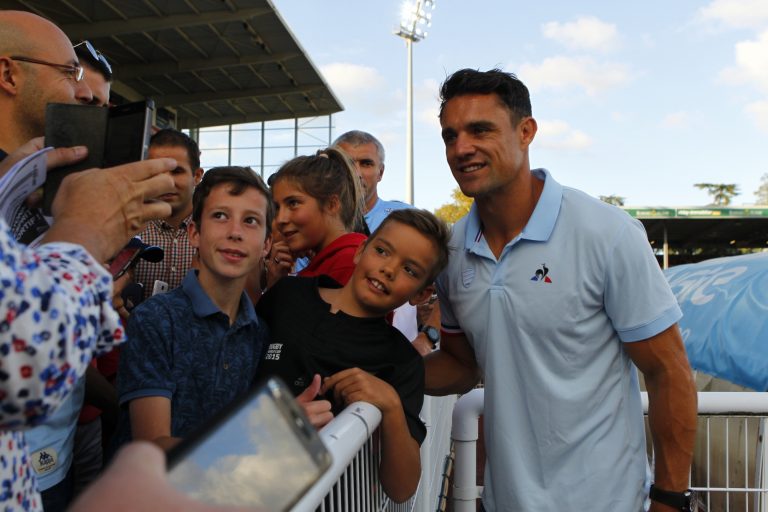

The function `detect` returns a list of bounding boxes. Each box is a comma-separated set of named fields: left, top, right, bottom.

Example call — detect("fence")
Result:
left=451, top=390, right=768, bottom=512
left=292, top=395, right=457, bottom=512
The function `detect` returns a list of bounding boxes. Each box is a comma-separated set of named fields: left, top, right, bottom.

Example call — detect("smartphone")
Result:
left=166, top=377, right=332, bottom=511
left=42, top=100, right=154, bottom=214
left=108, top=245, right=143, bottom=280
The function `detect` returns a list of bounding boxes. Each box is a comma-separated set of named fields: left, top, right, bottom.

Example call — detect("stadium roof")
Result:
left=1, top=0, right=343, bottom=129
left=625, top=206, right=768, bottom=250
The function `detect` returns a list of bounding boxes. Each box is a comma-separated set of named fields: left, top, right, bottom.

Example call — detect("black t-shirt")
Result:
left=257, top=275, right=426, bottom=444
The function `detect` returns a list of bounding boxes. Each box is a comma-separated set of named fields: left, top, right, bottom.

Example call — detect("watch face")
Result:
left=424, top=326, right=439, bottom=343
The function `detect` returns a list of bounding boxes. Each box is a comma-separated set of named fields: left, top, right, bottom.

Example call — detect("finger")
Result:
left=132, top=167, right=176, bottom=199
left=117, top=157, right=178, bottom=182
left=296, top=374, right=322, bottom=403
left=140, top=200, right=173, bottom=223
left=45, top=145, right=88, bottom=170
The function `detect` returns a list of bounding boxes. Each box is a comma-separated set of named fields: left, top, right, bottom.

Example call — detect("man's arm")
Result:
left=129, top=396, right=180, bottom=451
left=322, top=368, right=420, bottom=503
left=623, top=324, right=697, bottom=509
left=424, top=332, right=481, bottom=395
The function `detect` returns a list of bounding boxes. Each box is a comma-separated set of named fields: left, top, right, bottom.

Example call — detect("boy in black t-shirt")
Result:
left=257, top=209, right=449, bottom=503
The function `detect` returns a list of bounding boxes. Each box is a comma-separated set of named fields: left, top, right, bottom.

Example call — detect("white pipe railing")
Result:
left=292, top=402, right=382, bottom=511
left=451, top=391, right=768, bottom=511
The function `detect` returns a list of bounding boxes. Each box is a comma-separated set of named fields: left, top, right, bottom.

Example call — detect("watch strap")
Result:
left=649, top=484, right=693, bottom=511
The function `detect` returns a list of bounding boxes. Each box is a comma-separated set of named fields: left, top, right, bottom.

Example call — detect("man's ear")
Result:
left=193, top=167, right=203, bottom=185
left=519, top=116, right=537, bottom=147
left=0, top=57, right=20, bottom=96
left=377, top=164, right=384, bottom=182
left=409, top=283, right=435, bottom=306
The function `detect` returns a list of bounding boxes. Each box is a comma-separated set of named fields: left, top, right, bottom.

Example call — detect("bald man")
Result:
left=0, top=10, right=93, bottom=156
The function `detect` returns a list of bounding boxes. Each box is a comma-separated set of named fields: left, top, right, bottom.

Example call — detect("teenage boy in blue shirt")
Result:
left=118, top=166, right=273, bottom=450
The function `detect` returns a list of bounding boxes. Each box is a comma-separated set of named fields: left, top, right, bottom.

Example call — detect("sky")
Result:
left=261, top=0, right=768, bottom=212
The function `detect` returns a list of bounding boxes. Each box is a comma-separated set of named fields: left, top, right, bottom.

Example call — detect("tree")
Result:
left=694, top=183, right=739, bottom=206
left=599, top=195, right=625, bottom=207
left=755, top=173, right=768, bottom=205
left=434, top=187, right=473, bottom=224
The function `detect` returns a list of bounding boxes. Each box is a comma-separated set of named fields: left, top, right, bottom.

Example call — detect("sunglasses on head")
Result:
left=74, top=40, right=112, bottom=78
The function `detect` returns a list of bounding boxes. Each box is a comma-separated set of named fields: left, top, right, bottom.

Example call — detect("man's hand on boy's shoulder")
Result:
left=296, top=374, right=334, bottom=429
left=322, top=368, right=401, bottom=414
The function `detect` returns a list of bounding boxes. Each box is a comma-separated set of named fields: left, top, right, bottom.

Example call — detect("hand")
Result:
left=416, top=297, right=437, bottom=327
left=265, top=240, right=294, bottom=288
left=296, top=374, right=333, bottom=428
left=69, top=442, right=255, bottom=511
left=42, top=158, right=176, bottom=262
left=111, top=271, right=134, bottom=321
left=411, top=333, right=434, bottom=357
left=0, top=137, right=88, bottom=204
left=322, top=368, right=400, bottom=414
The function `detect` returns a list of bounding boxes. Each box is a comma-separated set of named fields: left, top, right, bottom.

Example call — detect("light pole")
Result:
left=395, top=0, right=435, bottom=206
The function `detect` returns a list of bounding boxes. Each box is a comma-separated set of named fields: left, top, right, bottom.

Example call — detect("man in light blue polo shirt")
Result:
left=425, top=69, right=698, bottom=512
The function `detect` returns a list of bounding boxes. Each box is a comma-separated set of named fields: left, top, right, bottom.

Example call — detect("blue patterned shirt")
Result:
left=117, top=270, right=268, bottom=443
left=0, top=219, right=123, bottom=511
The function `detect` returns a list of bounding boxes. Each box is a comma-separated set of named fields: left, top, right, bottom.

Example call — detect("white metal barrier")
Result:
left=293, top=395, right=458, bottom=512
left=450, top=390, right=768, bottom=511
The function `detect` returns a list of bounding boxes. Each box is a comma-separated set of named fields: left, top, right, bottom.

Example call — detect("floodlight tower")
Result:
left=395, top=0, right=435, bottom=205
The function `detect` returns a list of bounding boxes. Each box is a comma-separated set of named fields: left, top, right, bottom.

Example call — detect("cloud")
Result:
left=542, top=16, right=620, bottom=52
left=661, top=111, right=690, bottom=128
left=536, top=119, right=593, bottom=150
left=319, top=62, right=384, bottom=96
left=519, top=56, right=631, bottom=96
left=718, top=29, right=768, bottom=95
left=746, top=100, right=768, bottom=132
left=698, top=0, right=768, bottom=29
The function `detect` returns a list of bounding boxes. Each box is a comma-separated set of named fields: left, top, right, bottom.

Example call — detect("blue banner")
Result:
left=664, top=252, right=768, bottom=391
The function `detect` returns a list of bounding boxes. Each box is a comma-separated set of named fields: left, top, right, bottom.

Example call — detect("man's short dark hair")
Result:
left=192, top=166, right=273, bottom=239
left=439, top=68, right=532, bottom=125
left=150, top=129, right=201, bottom=171
left=368, top=208, right=450, bottom=284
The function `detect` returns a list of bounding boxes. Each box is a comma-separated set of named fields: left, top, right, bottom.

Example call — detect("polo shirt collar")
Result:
left=180, top=270, right=257, bottom=326
left=463, top=168, right=563, bottom=251
left=522, top=168, right=562, bottom=242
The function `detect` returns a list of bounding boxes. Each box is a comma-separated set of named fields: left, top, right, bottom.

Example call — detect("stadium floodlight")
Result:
left=394, top=0, right=436, bottom=205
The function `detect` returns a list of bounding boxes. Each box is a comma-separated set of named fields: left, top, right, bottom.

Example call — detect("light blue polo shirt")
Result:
left=365, top=198, right=411, bottom=232
left=436, top=169, right=681, bottom=511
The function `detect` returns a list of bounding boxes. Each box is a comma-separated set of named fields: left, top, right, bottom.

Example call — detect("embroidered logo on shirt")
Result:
left=264, top=343, right=283, bottom=360
left=462, top=267, right=475, bottom=288
left=530, top=263, right=552, bottom=283
left=31, top=448, right=57, bottom=474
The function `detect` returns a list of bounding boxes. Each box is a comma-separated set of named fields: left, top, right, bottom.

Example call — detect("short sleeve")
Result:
left=118, top=301, right=175, bottom=404
left=604, top=219, right=682, bottom=342
left=0, top=220, right=123, bottom=430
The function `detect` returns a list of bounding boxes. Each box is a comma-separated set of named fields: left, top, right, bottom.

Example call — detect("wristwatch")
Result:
left=419, top=325, right=440, bottom=348
left=649, top=485, right=694, bottom=511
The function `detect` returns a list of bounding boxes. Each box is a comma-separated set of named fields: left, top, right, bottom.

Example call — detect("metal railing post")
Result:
left=451, top=389, right=484, bottom=512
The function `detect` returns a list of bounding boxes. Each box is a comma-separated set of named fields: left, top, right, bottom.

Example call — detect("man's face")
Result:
left=440, top=93, right=535, bottom=199
left=348, top=220, right=435, bottom=317
left=14, top=23, right=93, bottom=139
left=81, top=62, right=110, bottom=106
left=148, top=144, right=202, bottom=217
left=337, top=141, right=384, bottom=211
left=189, top=183, right=270, bottom=285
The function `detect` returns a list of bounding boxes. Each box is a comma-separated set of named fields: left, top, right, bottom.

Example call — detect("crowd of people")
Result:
left=0, top=8, right=698, bottom=512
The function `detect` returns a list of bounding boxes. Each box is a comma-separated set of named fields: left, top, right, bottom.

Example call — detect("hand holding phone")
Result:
left=167, top=377, right=332, bottom=511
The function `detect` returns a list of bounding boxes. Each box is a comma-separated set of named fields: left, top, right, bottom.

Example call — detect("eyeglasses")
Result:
left=10, top=56, right=85, bottom=82
left=73, top=40, right=112, bottom=78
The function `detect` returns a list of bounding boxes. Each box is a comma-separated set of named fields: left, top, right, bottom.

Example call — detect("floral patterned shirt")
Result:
left=0, top=219, right=124, bottom=511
